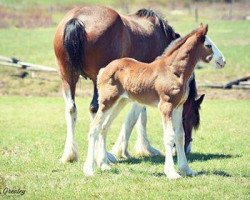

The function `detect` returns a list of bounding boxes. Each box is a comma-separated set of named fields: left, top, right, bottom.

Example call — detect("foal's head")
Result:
left=194, top=24, right=226, bottom=68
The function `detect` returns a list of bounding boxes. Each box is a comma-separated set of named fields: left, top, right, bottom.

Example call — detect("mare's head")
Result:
left=183, top=94, right=205, bottom=154
left=194, top=24, right=226, bottom=68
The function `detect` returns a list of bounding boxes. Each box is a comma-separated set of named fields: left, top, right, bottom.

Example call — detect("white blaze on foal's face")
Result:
left=204, top=36, right=226, bottom=68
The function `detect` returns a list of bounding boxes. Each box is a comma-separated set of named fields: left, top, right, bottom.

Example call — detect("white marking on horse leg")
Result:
left=111, top=103, right=141, bottom=159
left=173, top=106, right=196, bottom=177
left=61, top=89, right=78, bottom=163
left=135, top=106, right=162, bottom=157
left=162, top=118, right=181, bottom=179
left=83, top=110, right=109, bottom=176
left=97, top=99, right=128, bottom=168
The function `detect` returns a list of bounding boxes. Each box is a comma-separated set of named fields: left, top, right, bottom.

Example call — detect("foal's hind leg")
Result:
left=97, top=99, right=128, bottom=170
left=83, top=108, right=109, bottom=176
left=61, top=77, right=79, bottom=163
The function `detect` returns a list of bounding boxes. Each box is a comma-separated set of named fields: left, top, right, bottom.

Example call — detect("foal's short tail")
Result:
left=63, top=18, right=87, bottom=78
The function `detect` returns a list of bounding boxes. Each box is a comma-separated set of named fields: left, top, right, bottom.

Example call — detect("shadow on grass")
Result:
left=118, top=152, right=240, bottom=165
left=187, top=152, right=240, bottom=163
left=197, top=170, right=232, bottom=177
left=151, top=170, right=232, bottom=178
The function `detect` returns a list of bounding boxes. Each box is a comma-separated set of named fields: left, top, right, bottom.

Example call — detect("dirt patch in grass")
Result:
left=0, top=6, right=56, bottom=28
left=198, top=88, right=250, bottom=100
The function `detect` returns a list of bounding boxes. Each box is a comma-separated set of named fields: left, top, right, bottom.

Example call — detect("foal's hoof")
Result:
left=107, top=152, right=118, bottom=163
left=83, top=163, right=94, bottom=177
left=135, top=145, right=162, bottom=157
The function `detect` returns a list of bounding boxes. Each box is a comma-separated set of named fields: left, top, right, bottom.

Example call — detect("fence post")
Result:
left=228, top=0, right=234, bottom=20
left=195, top=6, right=199, bottom=22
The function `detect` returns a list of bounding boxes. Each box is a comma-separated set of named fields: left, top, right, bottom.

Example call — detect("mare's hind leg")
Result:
left=61, top=76, right=79, bottom=163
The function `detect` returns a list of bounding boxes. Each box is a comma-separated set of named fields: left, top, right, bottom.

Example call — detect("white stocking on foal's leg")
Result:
left=135, top=107, right=161, bottom=157
left=97, top=99, right=127, bottom=170
left=83, top=109, right=109, bottom=176
left=61, top=86, right=78, bottom=163
left=162, top=117, right=181, bottom=180
left=173, top=106, right=196, bottom=177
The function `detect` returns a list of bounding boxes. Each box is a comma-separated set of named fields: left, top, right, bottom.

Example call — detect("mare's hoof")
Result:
left=135, top=145, right=162, bottom=157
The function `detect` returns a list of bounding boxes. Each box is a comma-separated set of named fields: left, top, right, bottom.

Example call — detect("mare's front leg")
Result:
left=173, top=106, right=197, bottom=177
left=111, top=104, right=161, bottom=159
left=135, top=107, right=162, bottom=157
left=111, top=103, right=142, bottom=158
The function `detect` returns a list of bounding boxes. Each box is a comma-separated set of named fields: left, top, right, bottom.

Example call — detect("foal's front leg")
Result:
left=160, top=102, right=181, bottom=179
left=173, top=106, right=196, bottom=177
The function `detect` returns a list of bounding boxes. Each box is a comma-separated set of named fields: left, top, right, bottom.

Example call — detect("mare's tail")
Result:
left=63, top=18, right=87, bottom=78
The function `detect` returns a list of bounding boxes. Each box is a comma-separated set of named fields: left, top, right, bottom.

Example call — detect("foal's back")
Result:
left=97, top=58, right=162, bottom=107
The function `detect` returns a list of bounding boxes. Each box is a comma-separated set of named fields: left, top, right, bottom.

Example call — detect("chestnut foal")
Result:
left=83, top=24, right=225, bottom=179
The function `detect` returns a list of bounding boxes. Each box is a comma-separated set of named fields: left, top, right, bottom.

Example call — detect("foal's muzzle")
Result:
left=215, top=56, right=226, bottom=69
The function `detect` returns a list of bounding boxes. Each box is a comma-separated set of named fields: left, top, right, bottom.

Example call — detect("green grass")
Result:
left=0, top=96, right=249, bottom=199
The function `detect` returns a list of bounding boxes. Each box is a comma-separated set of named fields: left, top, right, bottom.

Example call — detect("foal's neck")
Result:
left=164, top=38, right=200, bottom=82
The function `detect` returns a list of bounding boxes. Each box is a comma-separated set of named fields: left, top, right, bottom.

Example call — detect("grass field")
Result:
left=0, top=96, right=249, bottom=199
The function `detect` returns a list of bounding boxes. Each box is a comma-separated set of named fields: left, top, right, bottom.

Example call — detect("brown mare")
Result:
left=54, top=6, right=202, bottom=163
left=83, top=24, right=226, bottom=179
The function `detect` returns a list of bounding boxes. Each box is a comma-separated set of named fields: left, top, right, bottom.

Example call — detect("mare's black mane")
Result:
left=135, top=8, right=180, bottom=41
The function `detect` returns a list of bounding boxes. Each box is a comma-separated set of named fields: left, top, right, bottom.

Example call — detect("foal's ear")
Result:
left=195, top=94, right=205, bottom=107
left=203, top=24, right=208, bottom=35
left=197, top=23, right=208, bottom=36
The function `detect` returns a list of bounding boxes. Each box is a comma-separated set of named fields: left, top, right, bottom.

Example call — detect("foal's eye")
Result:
left=205, top=44, right=212, bottom=49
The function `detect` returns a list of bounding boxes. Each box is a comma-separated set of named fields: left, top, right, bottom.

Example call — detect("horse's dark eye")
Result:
left=205, top=44, right=212, bottom=49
